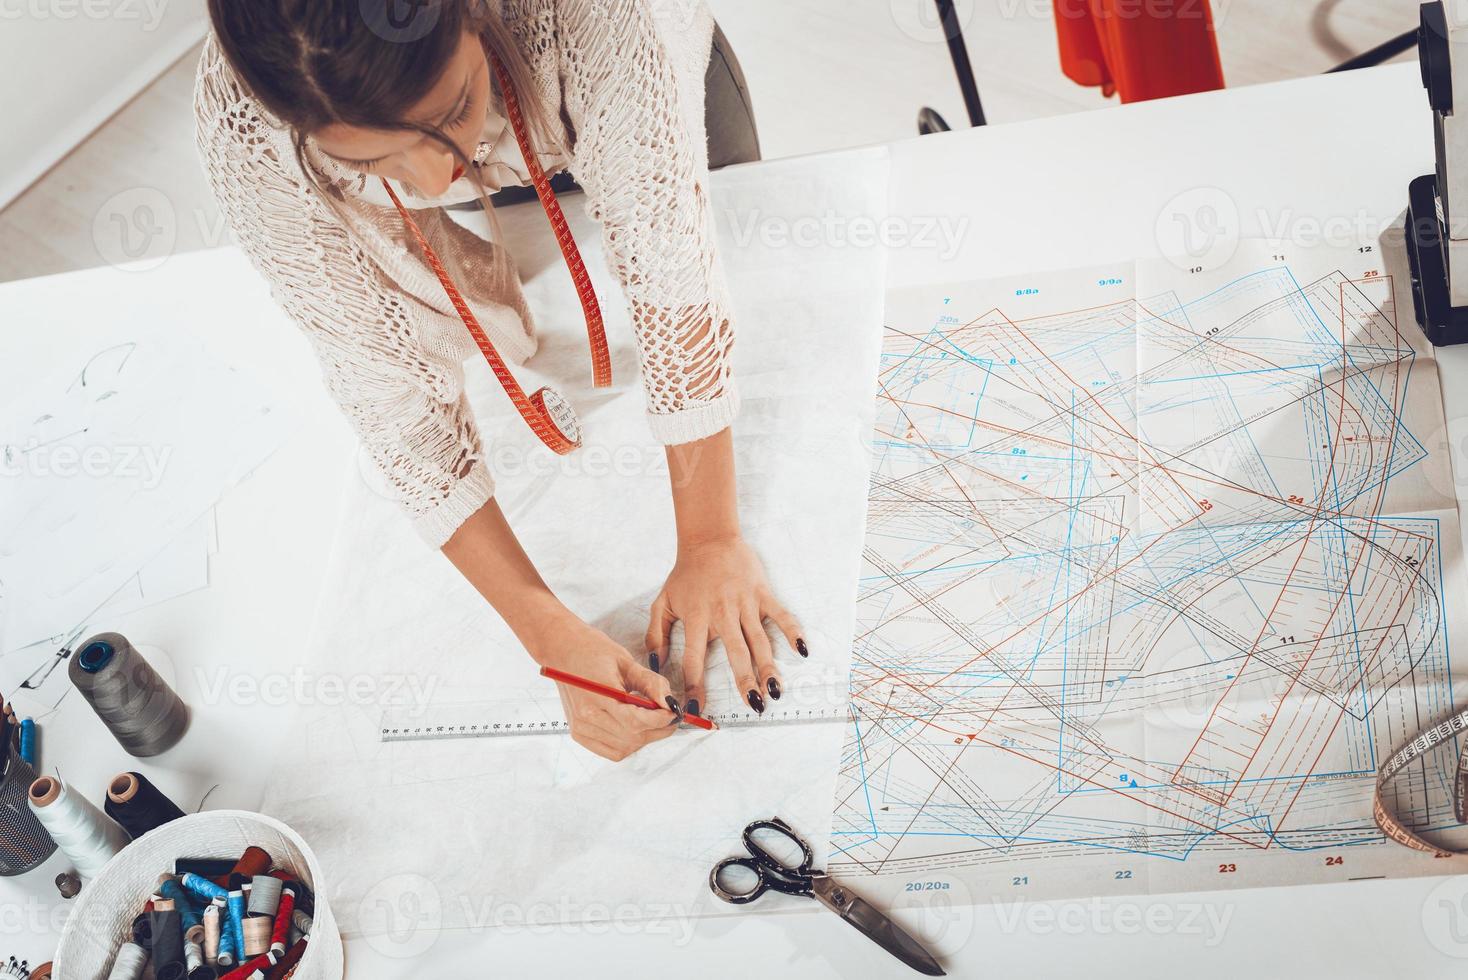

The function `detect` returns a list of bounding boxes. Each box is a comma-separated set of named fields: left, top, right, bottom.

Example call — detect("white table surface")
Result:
left=5, top=61, right=1468, bottom=978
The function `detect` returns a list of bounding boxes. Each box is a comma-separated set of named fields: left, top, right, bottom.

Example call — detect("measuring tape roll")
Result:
left=380, top=55, right=610, bottom=456
left=1373, top=704, right=1468, bottom=857
left=533, top=386, right=582, bottom=447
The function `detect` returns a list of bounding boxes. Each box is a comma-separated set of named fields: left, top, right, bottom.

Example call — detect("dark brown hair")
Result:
left=207, top=0, right=553, bottom=210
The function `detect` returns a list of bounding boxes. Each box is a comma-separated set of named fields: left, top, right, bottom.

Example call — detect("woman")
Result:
left=196, top=0, right=806, bottom=761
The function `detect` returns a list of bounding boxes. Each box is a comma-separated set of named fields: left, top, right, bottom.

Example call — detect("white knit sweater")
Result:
left=194, top=0, right=738, bottom=547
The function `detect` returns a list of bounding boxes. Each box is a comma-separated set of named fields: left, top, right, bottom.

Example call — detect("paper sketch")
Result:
left=0, top=333, right=283, bottom=657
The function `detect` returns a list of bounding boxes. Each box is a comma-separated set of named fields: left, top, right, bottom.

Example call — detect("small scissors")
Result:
left=710, top=817, right=946, bottom=976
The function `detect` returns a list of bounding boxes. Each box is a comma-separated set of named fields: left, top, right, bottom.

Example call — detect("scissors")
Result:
left=710, top=817, right=946, bottom=976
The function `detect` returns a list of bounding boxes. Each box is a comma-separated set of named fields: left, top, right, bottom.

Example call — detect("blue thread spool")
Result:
left=179, top=873, right=228, bottom=905
left=17, top=720, right=35, bottom=767
left=158, top=878, right=202, bottom=931
left=213, top=898, right=238, bottom=967
left=227, top=886, right=247, bottom=965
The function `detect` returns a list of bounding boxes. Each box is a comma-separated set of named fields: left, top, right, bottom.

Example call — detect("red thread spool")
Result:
left=211, top=846, right=271, bottom=888
left=270, top=886, right=295, bottom=955
left=263, top=938, right=307, bottom=980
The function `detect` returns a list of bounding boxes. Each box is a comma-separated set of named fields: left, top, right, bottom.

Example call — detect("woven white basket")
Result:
left=54, top=810, right=344, bottom=980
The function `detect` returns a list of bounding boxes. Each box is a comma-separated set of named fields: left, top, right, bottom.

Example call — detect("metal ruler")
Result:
left=379, top=699, right=851, bottom=743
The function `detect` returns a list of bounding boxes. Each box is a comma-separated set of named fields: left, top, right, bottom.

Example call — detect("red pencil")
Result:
left=540, top=666, right=717, bottom=731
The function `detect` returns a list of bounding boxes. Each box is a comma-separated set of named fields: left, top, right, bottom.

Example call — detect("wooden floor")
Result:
left=0, top=0, right=1423, bottom=282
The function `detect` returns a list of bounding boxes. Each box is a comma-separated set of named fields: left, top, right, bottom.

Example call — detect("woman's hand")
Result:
left=646, top=534, right=805, bottom=720
left=441, top=499, right=680, bottom=763
left=531, top=613, right=683, bottom=762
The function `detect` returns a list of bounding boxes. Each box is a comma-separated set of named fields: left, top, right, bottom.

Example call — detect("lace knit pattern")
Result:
left=194, top=0, right=738, bottom=546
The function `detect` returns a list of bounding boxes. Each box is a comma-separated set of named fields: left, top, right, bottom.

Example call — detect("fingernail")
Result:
left=796, top=638, right=809, bottom=658
left=746, top=689, right=765, bottom=715
left=649, top=651, right=660, bottom=673
left=665, top=695, right=684, bottom=723
left=767, top=677, right=782, bottom=701
left=685, top=698, right=701, bottom=717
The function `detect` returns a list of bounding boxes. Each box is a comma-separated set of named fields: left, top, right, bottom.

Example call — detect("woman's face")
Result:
left=313, top=29, right=490, bottom=198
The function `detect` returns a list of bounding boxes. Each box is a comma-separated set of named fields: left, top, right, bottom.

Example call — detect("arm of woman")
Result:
left=195, top=37, right=675, bottom=760
left=552, top=1, right=804, bottom=716
left=646, top=430, right=807, bottom=719
left=444, top=500, right=679, bottom=760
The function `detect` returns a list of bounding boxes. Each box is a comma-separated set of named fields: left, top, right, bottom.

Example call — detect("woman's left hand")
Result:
left=645, top=535, right=806, bottom=720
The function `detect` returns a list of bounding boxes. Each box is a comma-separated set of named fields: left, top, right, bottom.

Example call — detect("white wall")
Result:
left=0, top=0, right=208, bottom=209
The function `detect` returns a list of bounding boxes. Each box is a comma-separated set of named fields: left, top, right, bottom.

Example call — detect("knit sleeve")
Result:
left=193, top=40, right=494, bottom=548
left=552, top=0, right=740, bottom=445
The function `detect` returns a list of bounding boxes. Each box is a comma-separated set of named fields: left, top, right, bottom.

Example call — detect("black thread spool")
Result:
left=0, top=725, right=56, bottom=875
left=105, top=772, right=186, bottom=840
left=150, top=907, right=186, bottom=980
left=69, top=632, right=189, bottom=756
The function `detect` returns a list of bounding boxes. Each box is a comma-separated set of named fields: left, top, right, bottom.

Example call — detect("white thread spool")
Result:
left=27, top=777, right=128, bottom=879
left=184, top=924, right=205, bottom=973
left=105, top=942, right=147, bottom=980
left=202, top=903, right=220, bottom=964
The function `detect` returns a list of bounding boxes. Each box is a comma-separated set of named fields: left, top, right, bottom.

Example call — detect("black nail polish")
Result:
left=747, top=689, right=765, bottom=715
left=796, top=638, right=809, bottom=658
left=649, top=651, right=660, bottom=673
left=685, top=698, right=701, bottom=717
left=665, top=695, right=684, bottom=725
left=767, top=677, right=782, bottom=700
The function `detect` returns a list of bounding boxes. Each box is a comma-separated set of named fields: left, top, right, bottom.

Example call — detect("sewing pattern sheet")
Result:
left=830, top=241, right=1468, bottom=902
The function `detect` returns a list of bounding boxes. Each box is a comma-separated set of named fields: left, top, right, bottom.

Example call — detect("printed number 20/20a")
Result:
left=904, top=881, right=952, bottom=892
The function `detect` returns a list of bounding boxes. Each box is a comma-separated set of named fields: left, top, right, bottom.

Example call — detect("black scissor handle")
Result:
left=710, top=856, right=768, bottom=905
left=710, top=817, right=817, bottom=905
left=709, top=855, right=814, bottom=905
left=743, top=817, right=814, bottom=875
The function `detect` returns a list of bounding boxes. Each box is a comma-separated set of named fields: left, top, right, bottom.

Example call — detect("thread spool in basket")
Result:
left=202, top=902, right=221, bottom=964
left=105, top=941, right=148, bottom=980
left=242, top=915, right=274, bottom=958
left=150, top=907, right=186, bottom=980
left=51, top=810, right=342, bottom=980
left=0, top=732, right=56, bottom=876
left=27, top=776, right=128, bottom=879
left=69, top=632, right=189, bottom=757
left=247, top=875, right=282, bottom=918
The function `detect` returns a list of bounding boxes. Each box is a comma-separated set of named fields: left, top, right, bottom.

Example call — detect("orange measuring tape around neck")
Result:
left=381, top=55, right=610, bottom=456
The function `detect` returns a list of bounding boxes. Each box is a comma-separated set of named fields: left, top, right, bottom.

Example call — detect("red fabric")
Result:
left=1053, top=0, right=1225, bottom=103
